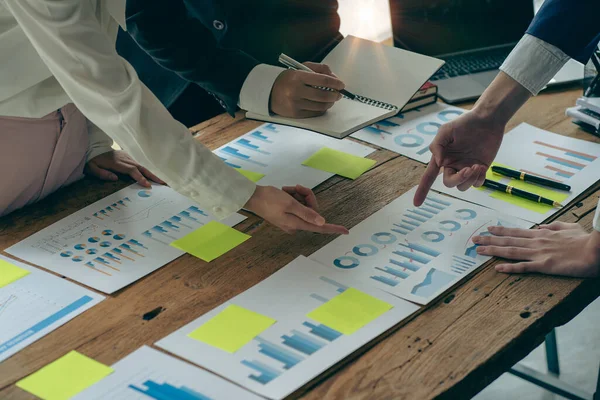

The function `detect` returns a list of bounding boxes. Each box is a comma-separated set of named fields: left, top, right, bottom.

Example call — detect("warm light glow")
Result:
left=338, top=0, right=392, bottom=42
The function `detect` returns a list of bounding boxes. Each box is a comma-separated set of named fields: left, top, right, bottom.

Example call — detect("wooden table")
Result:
left=1, top=87, right=599, bottom=400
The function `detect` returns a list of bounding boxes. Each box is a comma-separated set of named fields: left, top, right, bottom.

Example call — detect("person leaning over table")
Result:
left=0, top=0, right=349, bottom=236
left=117, top=0, right=346, bottom=127
left=413, top=0, right=600, bottom=277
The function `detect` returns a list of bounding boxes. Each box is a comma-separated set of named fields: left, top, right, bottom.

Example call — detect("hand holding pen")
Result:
left=267, top=54, right=347, bottom=119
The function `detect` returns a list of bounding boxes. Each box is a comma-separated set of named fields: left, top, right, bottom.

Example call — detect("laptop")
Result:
left=389, top=0, right=583, bottom=104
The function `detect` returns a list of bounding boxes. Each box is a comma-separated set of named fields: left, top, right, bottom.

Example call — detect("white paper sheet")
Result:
left=351, top=103, right=465, bottom=163
left=156, top=256, right=419, bottom=400
left=432, top=123, right=600, bottom=223
left=6, top=184, right=246, bottom=293
left=309, top=187, right=531, bottom=305
left=213, top=123, right=375, bottom=188
left=75, top=346, right=261, bottom=400
left=0, top=256, right=104, bottom=362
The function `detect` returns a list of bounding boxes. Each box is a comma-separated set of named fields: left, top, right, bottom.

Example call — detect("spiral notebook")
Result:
left=246, top=36, right=445, bottom=138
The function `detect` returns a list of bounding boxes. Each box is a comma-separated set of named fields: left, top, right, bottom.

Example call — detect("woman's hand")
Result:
left=473, top=222, right=600, bottom=277
left=245, top=185, right=349, bottom=235
left=86, top=150, right=164, bottom=187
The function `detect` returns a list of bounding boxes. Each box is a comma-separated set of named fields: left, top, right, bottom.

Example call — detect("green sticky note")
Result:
left=237, top=168, right=265, bottom=182
left=16, top=351, right=113, bottom=400
left=302, top=147, right=376, bottom=179
left=170, top=221, right=251, bottom=262
left=0, top=258, right=30, bottom=288
left=307, top=288, right=393, bottom=335
left=479, top=162, right=570, bottom=213
left=188, top=304, right=276, bottom=353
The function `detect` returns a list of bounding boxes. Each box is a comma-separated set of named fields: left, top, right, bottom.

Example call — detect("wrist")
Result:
left=471, top=71, right=532, bottom=128
left=584, top=230, right=600, bottom=276
left=243, top=185, right=263, bottom=212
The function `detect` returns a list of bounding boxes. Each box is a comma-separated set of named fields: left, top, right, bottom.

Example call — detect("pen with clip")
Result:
left=482, top=179, right=563, bottom=208
left=278, top=53, right=357, bottom=100
left=491, top=166, right=571, bottom=191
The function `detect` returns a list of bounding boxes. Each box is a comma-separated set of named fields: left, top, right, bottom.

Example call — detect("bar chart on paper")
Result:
left=6, top=184, right=245, bottom=293
left=309, top=187, right=530, bottom=304
left=156, top=256, right=418, bottom=400
left=0, top=256, right=103, bottom=362
left=74, top=346, right=262, bottom=400
left=432, top=123, right=600, bottom=223
left=351, top=103, right=464, bottom=163
left=213, top=123, right=374, bottom=189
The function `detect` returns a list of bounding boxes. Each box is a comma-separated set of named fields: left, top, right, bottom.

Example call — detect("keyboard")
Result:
left=430, top=47, right=512, bottom=81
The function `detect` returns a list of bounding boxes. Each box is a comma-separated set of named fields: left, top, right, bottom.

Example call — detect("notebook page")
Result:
left=322, top=36, right=444, bottom=109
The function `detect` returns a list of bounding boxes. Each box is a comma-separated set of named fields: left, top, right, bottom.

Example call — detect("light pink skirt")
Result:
left=0, top=103, right=89, bottom=217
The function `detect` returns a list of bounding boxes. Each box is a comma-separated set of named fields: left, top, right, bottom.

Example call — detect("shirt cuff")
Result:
left=500, top=34, right=570, bottom=96
left=593, top=198, right=600, bottom=232
left=86, top=120, right=114, bottom=161
left=239, top=64, right=285, bottom=116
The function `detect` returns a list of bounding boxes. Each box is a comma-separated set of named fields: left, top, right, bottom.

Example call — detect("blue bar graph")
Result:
left=393, top=251, right=431, bottom=265
left=424, top=201, right=445, bottom=211
left=242, top=359, right=281, bottom=384
left=319, top=276, right=347, bottom=293
left=179, top=211, right=199, bottom=222
left=120, top=243, right=142, bottom=255
left=255, top=337, right=303, bottom=369
left=394, top=223, right=415, bottom=232
left=310, top=293, right=328, bottom=303
left=219, top=146, right=268, bottom=167
left=151, top=226, right=177, bottom=240
left=236, top=138, right=270, bottom=154
left=161, top=220, right=181, bottom=232
left=142, top=231, right=169, bottom=245
left=376, top=266, right=409, bottom=279
left=187, top=206, right=208, bottom=216
left=219, top=156, right=241, bottom=169
left=420, top=206, right=440, bottom=215
left=389, top=258, right=420, bottom=272
left=403, top=212, right=427, bottom=224
left=0, top=296, right=93, bottom=355
left=425, top=195, right=451, bottom=207
left=103, top=253, right=121, bottom=263
left=281, top=330, right=326, bottom=355
left=363, top=125, right=393, bottom=135
left=169, top=215, right=193, bottom=229
left=128, top=239, right=148, bottom=249
left=371, top=275, right=399, bottom=287
left=263, top=124, right=279, bottom=133
left=408, top=208, right=434, bottom=219
left=400, top=242, right=442, bottom=257
left=129, top=380, right=212, bottom=400
left=249, top=131, right=273, bottom=143
left=302, top=322, right=342, bottom=342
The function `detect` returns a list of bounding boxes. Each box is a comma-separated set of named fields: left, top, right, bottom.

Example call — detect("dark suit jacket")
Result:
left=120, top=0, right=341, bottom=116
left=526, top=0, right=600, bottom=64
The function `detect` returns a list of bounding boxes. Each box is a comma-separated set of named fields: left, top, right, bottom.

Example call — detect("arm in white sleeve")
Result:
left=86, top=121, right=114, bottom=162
left=239, top=64, right=285, bottom=115
left=500, top=34, right=570, bottom=96
left=4, top=0, right=255, bottom=219
left=593, top=198, right=600, bottom=233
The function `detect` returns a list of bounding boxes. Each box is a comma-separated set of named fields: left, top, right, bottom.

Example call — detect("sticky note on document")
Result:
left=237, top=168, right=265, bottom=182
left=170, top=221, right=251, bottom=262
left=188, top=304, right=276, bottom=353
left=0, top=258, right=30, bottom=288
left=16, top=351, right=113, bottom=400
left=302, top=147, right=376, bottom=179
left=307, top=288, right=393, bottom=335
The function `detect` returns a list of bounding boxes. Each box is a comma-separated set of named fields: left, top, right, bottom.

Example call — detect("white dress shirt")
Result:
left=501, top=33, right=600, bottom=232
left=239, top=64, right=285, bottom=115
left=1, top=0, right=255, bottom=219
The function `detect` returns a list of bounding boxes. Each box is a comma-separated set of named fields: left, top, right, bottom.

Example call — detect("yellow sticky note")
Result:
left=237, top=168, right=265, bottom=182
left=307, top=288, right=393, bottom=335
left=188, top=304, right=276, bottom=353
left=170, top=221, right=251, bottom=262
left=479, top=163, right=569, bottom=213
left=0, top=258, right=30, bottom=288
left=16, top=351, right=113, bottom=400
left=302, top=147, right=376, bottom=179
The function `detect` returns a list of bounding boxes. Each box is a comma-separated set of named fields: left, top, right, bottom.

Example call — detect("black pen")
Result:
left=278, top=53, right=357, bottom=100
left=483, top=179, right=563, bottom=208
left=491, top=166, right=571, bottom=191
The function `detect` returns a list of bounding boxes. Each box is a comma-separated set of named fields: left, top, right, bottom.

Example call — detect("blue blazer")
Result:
left=527, top=0, right=600, bottom=63
left=119, top=0, right=341, bottom=115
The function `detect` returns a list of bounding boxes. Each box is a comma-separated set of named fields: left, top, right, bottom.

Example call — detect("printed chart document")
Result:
left=432, top=123, right=600, bottom=223
left=351, top=103, right=465, bottom=163
left=214, top=123, right=375, bottom=189
left=0, top=256, right=104, bottom=362
left=309, top=187, right=530, bottom=305
left=75, top=346, right=261, bottom=400
left=156, top=256, right=419, bottom=400
left=6, top=184, right=246, bottom=293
